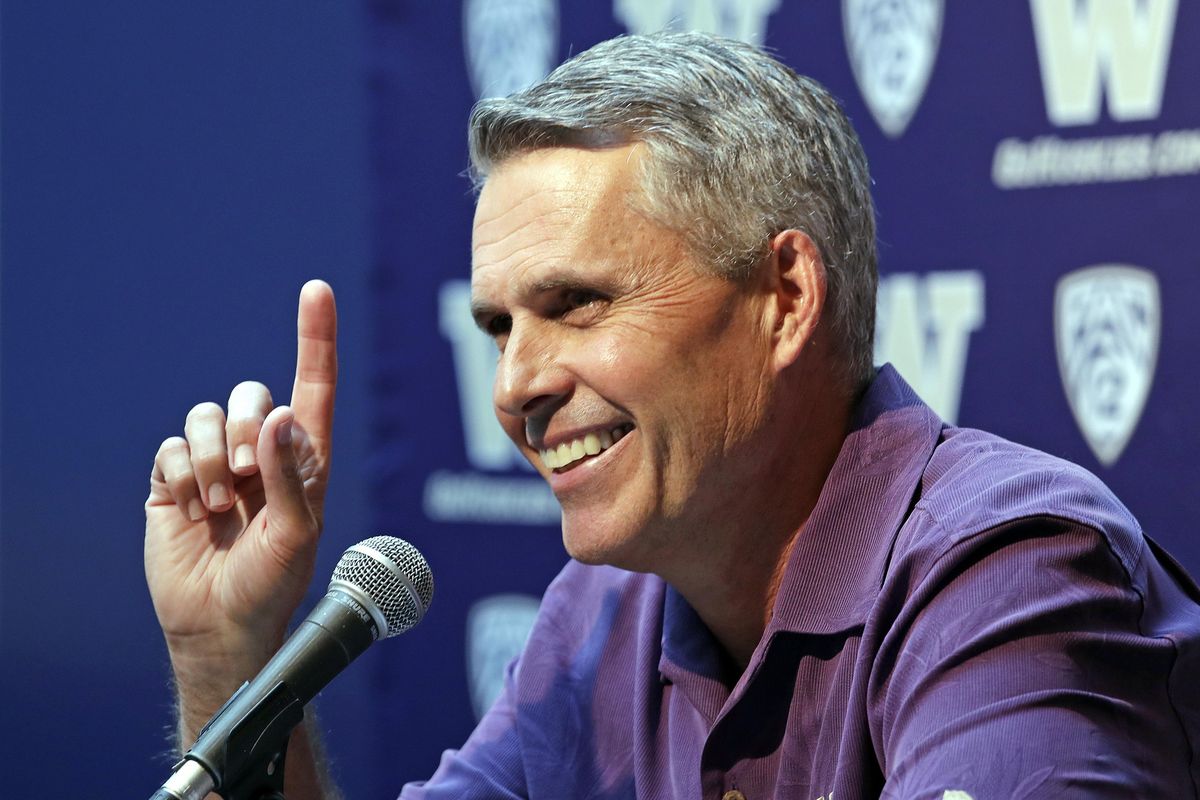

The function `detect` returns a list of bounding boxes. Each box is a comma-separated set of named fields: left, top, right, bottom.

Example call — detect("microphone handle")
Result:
left=151, top=590, right=377, bottom=800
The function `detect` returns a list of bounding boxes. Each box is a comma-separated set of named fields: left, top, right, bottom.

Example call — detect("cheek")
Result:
left=562, top=331, right=661, bottom=397
left=587, top=335, right=624, bottom=372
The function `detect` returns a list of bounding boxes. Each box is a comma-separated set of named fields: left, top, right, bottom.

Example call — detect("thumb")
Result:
left=257, top=405, right=318, bottom=555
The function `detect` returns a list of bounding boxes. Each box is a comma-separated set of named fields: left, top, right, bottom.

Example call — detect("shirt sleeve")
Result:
left=876, top=516, right=1197, bottom=799
left=398, top=658, right=528, bottom=800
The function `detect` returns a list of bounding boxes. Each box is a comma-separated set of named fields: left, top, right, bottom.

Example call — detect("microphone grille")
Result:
left=330, top=536, right=434, bottom=637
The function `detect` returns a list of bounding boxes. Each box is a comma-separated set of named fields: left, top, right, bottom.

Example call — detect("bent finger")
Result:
left=153, top=437, right=206, bottom=522
left=227, top=380, right=274, bottom=475
left=184, top=402, right=233, bottom=512
left=257, top=405, right=318, bottom=554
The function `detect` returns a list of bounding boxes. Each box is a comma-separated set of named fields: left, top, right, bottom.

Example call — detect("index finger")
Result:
left=290, top=279, right=338, bottom=450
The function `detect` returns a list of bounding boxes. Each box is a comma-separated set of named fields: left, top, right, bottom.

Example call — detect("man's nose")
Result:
left=493, top=322, right=571, bottom=418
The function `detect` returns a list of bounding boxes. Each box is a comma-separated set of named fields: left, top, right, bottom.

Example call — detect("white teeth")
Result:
left=539, top=425, right=630, bottom=470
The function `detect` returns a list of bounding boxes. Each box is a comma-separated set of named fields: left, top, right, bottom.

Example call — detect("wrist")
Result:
left=166, top=630, right=284, bottom=746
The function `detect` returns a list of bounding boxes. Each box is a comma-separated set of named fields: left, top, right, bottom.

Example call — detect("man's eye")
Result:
left=559, top=289, right=607, bottom=316
left=486, top=314, right=512, bottom=337
left=565, top=289, right=601, bottom=308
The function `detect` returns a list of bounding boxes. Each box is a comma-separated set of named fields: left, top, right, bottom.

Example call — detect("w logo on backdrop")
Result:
left=1030, top=0, right=1177, bottom=126
left=1055, top=265, right=1160, bottom=467
left=843, top=0, right=943, bottom=138
left=614, top=0, right=780, bottom=45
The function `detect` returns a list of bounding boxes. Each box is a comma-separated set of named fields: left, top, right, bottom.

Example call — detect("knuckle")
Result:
left=186, top=401, right=224, bottom=425
left=225, top=419, right=263, bottom=454
left=156, top=436, right=189, bottom=459
left=164, top=469, right=196, bottom=495
left=190, top=446, right=229, bottom=473
left=230, top=380, right=273, bottom=410
left=190, top=441, right=224, bottom=460
left=232, top=379, right=270, bottom=396
left=158, top=450, right=195, bottom=485
left=226, top=381, right=270, bottom=407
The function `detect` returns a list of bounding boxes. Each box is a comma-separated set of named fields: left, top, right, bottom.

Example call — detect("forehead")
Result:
left=470, top=145, right=659, bottom=294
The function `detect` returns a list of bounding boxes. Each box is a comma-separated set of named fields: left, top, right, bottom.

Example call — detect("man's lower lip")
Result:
left=553, top=458, right=591, bottom=474
left=552, top=446, right=615, bottom=474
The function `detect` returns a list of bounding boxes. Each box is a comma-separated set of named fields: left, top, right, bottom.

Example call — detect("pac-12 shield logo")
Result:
left=843, top=0, right=942, bottom=138
left=466, top=593, right=541, bottom=719
left=614, top=0, right=780, bottom=45
left=1055, top=265, right=1160, bottom=467
left=464, top=0, right=558, bottom=100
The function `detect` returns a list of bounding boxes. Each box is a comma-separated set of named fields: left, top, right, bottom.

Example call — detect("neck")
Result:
left=662, top=369, right=855, bottom=671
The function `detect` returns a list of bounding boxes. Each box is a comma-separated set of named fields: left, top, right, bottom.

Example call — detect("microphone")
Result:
left=150, top=536, right=434, bottom=800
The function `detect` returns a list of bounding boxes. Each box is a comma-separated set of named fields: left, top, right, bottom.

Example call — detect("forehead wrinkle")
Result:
left=473, top=186, right=588, bottom=254
left=472, top=206, right=594, bottom=292
left=475, top=145, right=646, bottom=247
left=474, top=224, right=558, bottom=276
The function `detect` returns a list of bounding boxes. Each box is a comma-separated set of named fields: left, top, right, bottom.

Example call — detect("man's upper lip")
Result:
left=530, top=422, right=631, bottom=451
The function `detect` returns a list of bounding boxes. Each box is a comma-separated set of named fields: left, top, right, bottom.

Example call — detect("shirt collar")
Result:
left=659, top=582, right=730, bottom=688
left=657, top=365, right=943, bottom=682
left=766, top=364, right=943, bottom=636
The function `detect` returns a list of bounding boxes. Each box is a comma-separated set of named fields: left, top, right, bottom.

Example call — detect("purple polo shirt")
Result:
left=402, top=365, right=1200, bottom=798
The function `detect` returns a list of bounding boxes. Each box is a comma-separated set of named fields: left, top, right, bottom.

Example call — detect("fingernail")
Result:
left=187, top=498, right=206, bottom=522
left=234, top=444, right=256, bottom=471
left=277, top=415, right=293, bottom=446
left=208, top=483, right=230, bottom=508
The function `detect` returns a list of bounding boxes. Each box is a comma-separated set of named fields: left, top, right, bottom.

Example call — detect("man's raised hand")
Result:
left=144, top=280, right=338, bottom=736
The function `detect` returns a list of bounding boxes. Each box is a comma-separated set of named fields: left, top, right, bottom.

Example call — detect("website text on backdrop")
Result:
left=144, top=32, right=1200, bottom=800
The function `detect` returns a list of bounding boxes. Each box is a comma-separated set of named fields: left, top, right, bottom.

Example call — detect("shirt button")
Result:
left=722, top=792, right=746, bottom=800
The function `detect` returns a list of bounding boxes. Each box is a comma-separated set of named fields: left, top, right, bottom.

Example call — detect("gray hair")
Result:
left=468, top=32, right=877, bottom=388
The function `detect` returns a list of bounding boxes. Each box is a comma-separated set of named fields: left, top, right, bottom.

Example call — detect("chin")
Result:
left=561, top=517, right=626, bottom=568
left=561, top=528, right=614, bottom=567
left=560, top=513, right=663, bottom=575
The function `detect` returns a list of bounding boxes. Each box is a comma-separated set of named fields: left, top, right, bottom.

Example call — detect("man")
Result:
left=145, top=32, right=1200, bottom=798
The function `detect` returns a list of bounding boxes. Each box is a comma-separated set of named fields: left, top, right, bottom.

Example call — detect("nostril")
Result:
left=521, top=393, right=560, bottom=415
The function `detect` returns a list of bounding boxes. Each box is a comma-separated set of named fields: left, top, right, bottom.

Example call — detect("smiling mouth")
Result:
left=539, top=424, right=634, bottom=472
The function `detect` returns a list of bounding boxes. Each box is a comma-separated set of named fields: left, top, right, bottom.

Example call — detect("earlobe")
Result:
left=768, top=229, right=826, bottom=371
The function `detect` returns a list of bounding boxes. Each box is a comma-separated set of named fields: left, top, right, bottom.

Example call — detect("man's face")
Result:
left=470, top=145, right=779, bottom=573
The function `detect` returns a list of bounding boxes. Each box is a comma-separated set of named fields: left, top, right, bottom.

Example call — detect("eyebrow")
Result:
left=527, top=275, right=595, bottom=295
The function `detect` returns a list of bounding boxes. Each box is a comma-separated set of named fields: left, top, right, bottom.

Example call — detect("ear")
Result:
left=764, top=229, right=827, bottom=372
